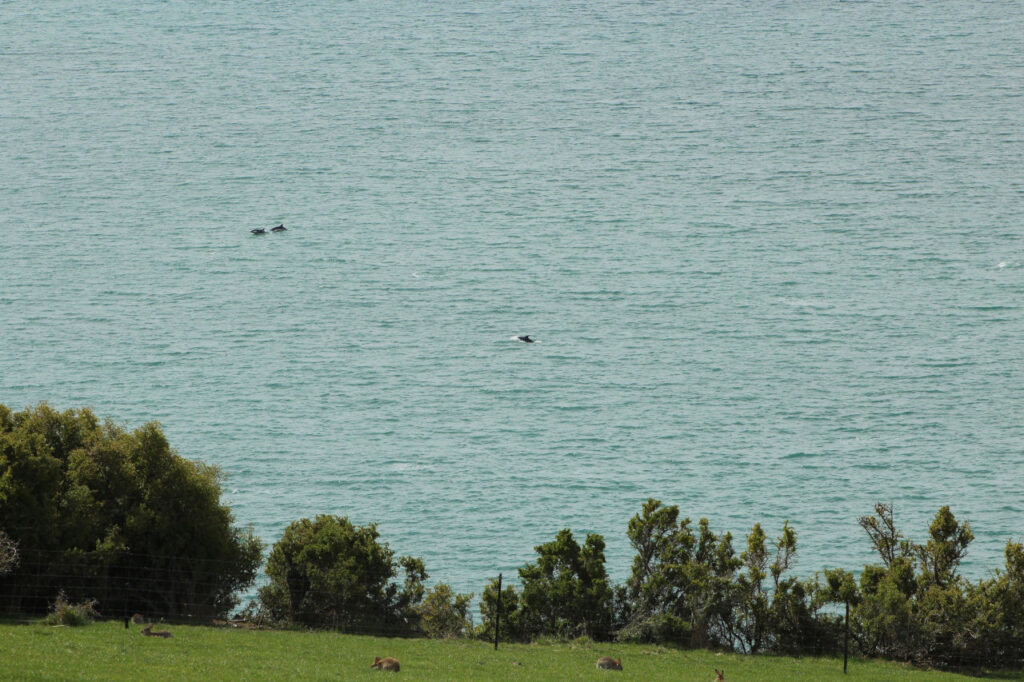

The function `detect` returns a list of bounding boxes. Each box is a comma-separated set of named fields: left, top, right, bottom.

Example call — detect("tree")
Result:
left=969, top=541, right=1024, bottom=666
left=852, top=504, right=988, bottom=666
left=513, top=529, right=615, bottom=641
left=416, top=583, right=474, bottom=638
left=0, top=403, right=262, bottom=618
left=620, top=499, right=741, bottom=648
left=624, top=498, right=696, bottom=623
left=742, top=521, right=835, bottom=655
left=477, top=575, right=522, bottom=642
left=916, top=506, right=972, bottom=589
left=259, top=515, right=426, bottom=633
left=858, top=503, right=912, bottom=569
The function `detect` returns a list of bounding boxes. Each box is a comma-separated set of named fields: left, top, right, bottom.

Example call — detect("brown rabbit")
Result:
left=141, top=623, right=173, bottom=638
left=371, top=656, right=400, bottom=672
left=596, top=657, right=623, bottom=670
left=130, top=613, right=145, bottom=625
left=715, top=669, right=726, bottom=681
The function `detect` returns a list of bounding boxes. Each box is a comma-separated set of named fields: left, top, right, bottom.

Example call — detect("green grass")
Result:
left=2, top=621, right=1021, bottom=681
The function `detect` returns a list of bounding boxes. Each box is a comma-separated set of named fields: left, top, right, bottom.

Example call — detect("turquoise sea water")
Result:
left=2, top=0, right=1022, bottom=593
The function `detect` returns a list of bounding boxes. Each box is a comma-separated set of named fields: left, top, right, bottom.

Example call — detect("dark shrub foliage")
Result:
left=478, top=528, right=614, bottom=642
left=850, top=504, right=1024, bottom=668
left=417, top=583, right=474, bottom=638
left=620, top=499, right=841, bottom=654
left=0, top=404, right=263, bottom=618
left=620, top=498, right=741, bottom=648
left=519, top=529, right=614, bottom=641
left=476, top=575, right=522, bottom=642
left=43, top=590, right=99, bottom=626
left=259, top=514, right=426, bottom=634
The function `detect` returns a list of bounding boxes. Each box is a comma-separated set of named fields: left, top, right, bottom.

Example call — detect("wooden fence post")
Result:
left=494, top=573, right=502, bottom=651
left=843, top=599, right=849, bottom=674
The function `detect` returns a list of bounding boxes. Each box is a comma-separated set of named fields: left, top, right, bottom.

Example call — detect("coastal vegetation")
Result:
left=258, top=514, right=427, bottom=634
left=0, top=404, right=262, bottom=618
left=2, top=404, right=1023, bottom=672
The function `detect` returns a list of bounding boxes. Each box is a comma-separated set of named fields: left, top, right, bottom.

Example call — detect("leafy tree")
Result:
left=622, top=501, right=840, bottom=655
left=511, top=529, right=614, bottom=641
left=819, top=567, right=859, bottom=606
left=416, top=583, right=474, bottom=638
left=0, top=404, right=262, bottom=618
left=259, top=515, right=426, bottom=633
left=967, top=541, right=1024, bottom=666
left=620, top=499, right=740, bottom=648
left=477, top=575, right=522, bottom=642
left=623, top=497, right=696, bottom=633
left=732, top=521, right=829, bottom=654
left=733, top=523, right=771, bottom=652
left=858, top=503, right=912, bottom=568
left=916, top=506, right=972, bottom=589
left=849, top=504, right=1011, bottom=666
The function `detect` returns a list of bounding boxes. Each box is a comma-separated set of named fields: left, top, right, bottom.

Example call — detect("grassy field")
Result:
left=2, top=621, right=1021, bottom=681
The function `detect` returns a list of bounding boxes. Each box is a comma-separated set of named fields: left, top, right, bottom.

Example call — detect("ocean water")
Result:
left=2, top=0, right=1022, bottom=594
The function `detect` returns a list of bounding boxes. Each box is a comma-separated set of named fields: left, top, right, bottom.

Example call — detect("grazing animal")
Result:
left=251, top=228, right=267, bottom=235
left=371, top=656, right=400, bottom=672
left=516, top=335, right=535, bottom=343
left=130, top=613, right=145, bottom=625
left=271, top=224, right=287, bottom=232
left=596, top=657, right=622, bottom=670
left=141, top=623, right=173, bottom=638
left=715, top=669, right=726, bottom=681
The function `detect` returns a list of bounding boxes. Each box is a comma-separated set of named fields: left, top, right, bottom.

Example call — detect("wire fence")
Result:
left=0, top=549, right=440, bottom=638
left=2, top=547, right=1022, bottom=671
left=1, top=564, right=1019, bottom=671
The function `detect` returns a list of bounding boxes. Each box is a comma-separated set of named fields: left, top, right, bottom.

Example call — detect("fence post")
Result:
left=494, top=573, right=502, bottom=651
left=843, top=599, right=849, bottom=674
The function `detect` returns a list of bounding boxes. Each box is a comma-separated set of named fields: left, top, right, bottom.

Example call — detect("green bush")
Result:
left=0, top=404, right=263, bottom=618
left=42, top=591, right=99, bottom=626
left=620, top=499, right=742, bottom=649
left=477, top=528, right=614, bottom=642
left=476, top=575, right=522, bottom=642
left=850, top=503, right=1024, bottom=668
left=615, top=612, right=692, bottom=644
left=417, top=583, right=474, bottom=638
left=259, top=515, right=426, bottom=634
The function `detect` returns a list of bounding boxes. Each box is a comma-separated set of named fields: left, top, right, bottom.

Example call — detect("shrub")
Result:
left=0, top=404, right=263, bottom=618
left=620, top=500, right=844, bottom=655
left=43, top=591, right=99, bottom=626
left=849, top=504, right=1024, bottom=667
left=507, top=528, right=615, bottom=641
left=620, top=499, right=741, bottom=649
left=417, top=583, right=474, bottom=638
left=259, top=515, right=426, bottom=634
left=616, top=612, right=692, bottom=644
left=477, top=575, right=522, bottom=642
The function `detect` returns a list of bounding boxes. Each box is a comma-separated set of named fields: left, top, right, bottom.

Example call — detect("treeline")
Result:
left=2, top=405, right=1023, bottom=668
left=473, top=502, right=1024, bottom=668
